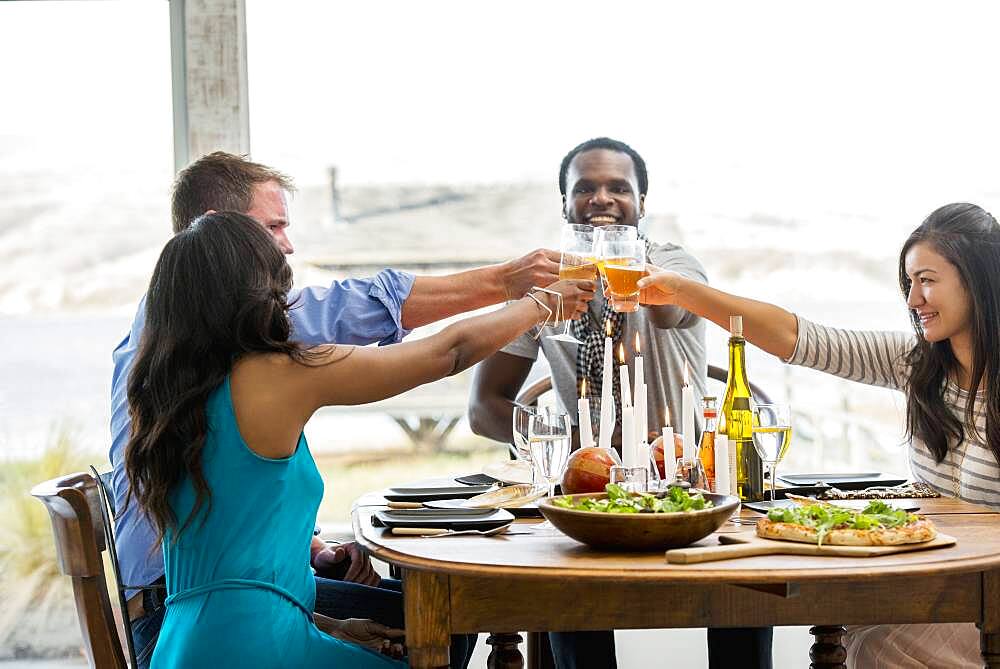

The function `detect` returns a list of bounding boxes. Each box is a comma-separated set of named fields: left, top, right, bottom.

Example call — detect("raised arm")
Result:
left=637, top=268, right=799, bottom=360
left=400, top=249, right=561, bottom=330
left=303, top=280, right=592, bottom=410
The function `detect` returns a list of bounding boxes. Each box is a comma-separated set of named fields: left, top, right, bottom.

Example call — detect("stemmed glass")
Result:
left=527, top=411, right=572, bottom=498
left=751, top=403, right=793, bottom=503
left=547, top=224, right=597, bottom=344
left=511, top=404, right=538, bottom=486
left=599, top=237, right=645, bottom=313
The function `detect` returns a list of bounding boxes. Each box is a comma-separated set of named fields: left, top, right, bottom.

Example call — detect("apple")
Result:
left=651, top=432, right=685, bottom=479
left=561, top=446, right=618, bottom=494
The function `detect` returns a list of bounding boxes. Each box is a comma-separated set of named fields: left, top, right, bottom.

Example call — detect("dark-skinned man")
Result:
left=469, top=137, right=773, bottom=669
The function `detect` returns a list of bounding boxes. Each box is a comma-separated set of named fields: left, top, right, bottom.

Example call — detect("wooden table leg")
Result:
left=809, top=625, right=846, bottom=669
left=984, top=570, right=1000, bottom=668
left=403, top=570, right=451, bottom=668
left=487, top=632, right=524, bottom=669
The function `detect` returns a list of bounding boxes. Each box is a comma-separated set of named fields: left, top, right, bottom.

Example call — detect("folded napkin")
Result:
left=818, top=481, right=941, bottom=500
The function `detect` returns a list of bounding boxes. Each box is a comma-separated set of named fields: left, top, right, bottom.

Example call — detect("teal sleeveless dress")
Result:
left=151, top=377, right=405, bottom=668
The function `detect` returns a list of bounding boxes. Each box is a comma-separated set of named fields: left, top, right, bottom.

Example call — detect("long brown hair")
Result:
left=125, top=212, right=315, bottom=543
left=899, top=203, right=1000, bottom=466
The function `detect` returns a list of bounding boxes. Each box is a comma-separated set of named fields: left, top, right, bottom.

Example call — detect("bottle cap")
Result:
left=729, top=315, right=743, bottom=337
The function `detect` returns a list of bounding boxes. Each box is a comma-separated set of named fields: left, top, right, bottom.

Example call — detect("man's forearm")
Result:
left=401, top=266, right=506, bottom=330
left=468, top=394, right=516, bottom=444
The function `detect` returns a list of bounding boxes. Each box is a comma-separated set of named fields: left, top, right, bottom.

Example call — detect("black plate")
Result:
left=374, top=507, right=515, bottom=530
left=382, top=484, right=495, bottom=502
left=778, top=472, right=907, bottom=490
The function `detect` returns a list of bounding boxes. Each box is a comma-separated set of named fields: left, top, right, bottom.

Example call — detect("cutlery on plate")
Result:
left=390, top=524, right=517, bottom=537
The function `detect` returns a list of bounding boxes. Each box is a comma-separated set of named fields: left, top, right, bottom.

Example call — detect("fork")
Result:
left=391, top=523, right=521, bottom=537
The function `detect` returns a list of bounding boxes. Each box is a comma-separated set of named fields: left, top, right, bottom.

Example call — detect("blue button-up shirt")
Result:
left=109, top=270, right=415, bottom=593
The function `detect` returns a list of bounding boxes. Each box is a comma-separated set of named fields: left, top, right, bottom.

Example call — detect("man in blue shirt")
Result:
left=112, top=151, right=564, bottom=667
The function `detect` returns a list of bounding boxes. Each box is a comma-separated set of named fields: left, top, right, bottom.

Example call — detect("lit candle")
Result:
left=682, top=361, right=696, bottom=462
left=618, top=343, right=632, bottom=409
left=598, top=319, right=615, bottom=450
left=618, top=344, right=637, bottom=468
left=633, top=333, right=647, bottom=449
left=578, top=379, right=594, bottom=449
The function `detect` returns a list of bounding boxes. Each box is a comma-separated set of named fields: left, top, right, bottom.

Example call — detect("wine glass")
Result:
left=548, top=224, right=596, bottom=344
left=527, top=411, right=572, bottom=498
left=512, top=404, right=538, bottom=485
left=599, top=237, right=645, bottom=313
left=751, top=403, right=793, bottom=503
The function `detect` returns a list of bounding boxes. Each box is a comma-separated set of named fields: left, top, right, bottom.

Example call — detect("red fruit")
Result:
left=561, top=446, right=617, bottom=494
left=651, top=433, right=685, bottom=479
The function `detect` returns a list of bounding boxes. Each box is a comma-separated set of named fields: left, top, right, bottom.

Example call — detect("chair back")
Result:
left=31, top=472, right=128, bottom=669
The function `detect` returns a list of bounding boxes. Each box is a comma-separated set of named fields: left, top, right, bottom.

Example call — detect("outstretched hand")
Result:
left=502, top=249, right=561, bottom=299
left=637, top=266, right=684, bottom=306
left=311, top=541, right=381, bottom=586
left=315, top=615, right=406, bottom=659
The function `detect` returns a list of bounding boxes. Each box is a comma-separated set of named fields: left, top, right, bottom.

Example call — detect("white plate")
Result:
left=481, top=460, right=533, bottom=485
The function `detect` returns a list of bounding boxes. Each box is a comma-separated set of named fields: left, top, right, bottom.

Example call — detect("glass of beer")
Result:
left=599, top=237, right=644, bottom=312
left=592, top=225, right=637, bottom=285
left=558, top=224, right=598, bottom=281
left=548, top=224, right=596, bottom=344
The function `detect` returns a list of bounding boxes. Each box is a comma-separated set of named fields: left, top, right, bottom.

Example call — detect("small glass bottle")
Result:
left=698, top=396, right=718, bottom=492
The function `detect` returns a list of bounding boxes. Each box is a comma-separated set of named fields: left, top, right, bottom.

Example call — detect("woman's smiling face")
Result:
left=904, top=241, right=973, bottom=344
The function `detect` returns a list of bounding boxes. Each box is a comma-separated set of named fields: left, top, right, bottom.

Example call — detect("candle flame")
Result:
left=634, top=332, right=641, bottom=355
left=581, top=378, right=587, bottom=399
left=664, top=405, right=671, bottom=426
left=605, top=318, right=612, bottom=337
left=617, top=342, right=626, bottom=364
left=683, top=361, right=690, bottom=386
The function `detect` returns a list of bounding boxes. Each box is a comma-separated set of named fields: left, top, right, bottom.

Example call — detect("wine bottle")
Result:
left=698, top=396, right=718, bottom=492
left=719, top=315, right=764, bottom=501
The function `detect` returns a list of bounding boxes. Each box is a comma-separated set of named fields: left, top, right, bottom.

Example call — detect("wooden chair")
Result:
left=31, top=472, right=129, bottom=669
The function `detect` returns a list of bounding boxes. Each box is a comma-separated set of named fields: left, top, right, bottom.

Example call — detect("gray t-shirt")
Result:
left=503, top=242, right=708, bottom=442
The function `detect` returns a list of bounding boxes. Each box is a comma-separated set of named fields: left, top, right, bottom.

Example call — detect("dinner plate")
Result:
left=374, top=507, right=515, bottom=531
left=481, top=460, right=534, bottom=485
left=424, top=484, right=547, bottom=517
left=383, top=483, right=495, bottom=502
left=778, top=472, right=907, bottom=490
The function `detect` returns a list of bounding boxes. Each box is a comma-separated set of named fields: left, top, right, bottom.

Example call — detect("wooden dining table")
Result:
left=354, top=494, right=1000, bottom=668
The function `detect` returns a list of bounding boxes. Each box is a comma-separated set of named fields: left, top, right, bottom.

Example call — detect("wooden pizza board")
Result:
left=665, top=531, right=957, bottom=564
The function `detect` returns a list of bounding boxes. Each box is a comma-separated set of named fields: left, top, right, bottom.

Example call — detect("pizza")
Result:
left=756, top=499, right=937, bottom=546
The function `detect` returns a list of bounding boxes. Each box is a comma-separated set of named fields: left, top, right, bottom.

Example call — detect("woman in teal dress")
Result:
left=123, top=212, right=589, bottom=668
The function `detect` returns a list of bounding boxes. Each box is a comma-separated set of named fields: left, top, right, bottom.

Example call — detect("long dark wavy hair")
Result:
left=125, top=212, right=315, bottom=544
left=899, top=203, right=1000, bottom=466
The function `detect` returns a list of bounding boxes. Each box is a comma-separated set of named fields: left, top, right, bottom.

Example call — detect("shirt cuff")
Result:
left=783, top=314, right=808, bottom=365
left=370, top=269, right=415, bottom=345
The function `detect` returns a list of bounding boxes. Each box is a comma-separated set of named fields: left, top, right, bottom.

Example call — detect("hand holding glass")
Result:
left=751, top=403, right=792, bottom=502
left=600, top=238, right=645, bottom=313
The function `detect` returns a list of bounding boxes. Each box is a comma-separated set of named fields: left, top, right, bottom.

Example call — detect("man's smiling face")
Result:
left=563, top=148, right=645, bottom=228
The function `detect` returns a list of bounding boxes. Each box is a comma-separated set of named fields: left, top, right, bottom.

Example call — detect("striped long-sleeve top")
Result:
left=787, top=316, right=999, bottom=510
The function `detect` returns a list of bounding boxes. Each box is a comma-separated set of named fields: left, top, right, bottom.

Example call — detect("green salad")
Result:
left=766, top=500, right=919, bottom=546
left=553, top=483, right=713, bottom=514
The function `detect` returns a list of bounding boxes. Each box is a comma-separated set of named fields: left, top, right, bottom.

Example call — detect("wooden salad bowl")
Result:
left=539, top=491, right=740, bottom=551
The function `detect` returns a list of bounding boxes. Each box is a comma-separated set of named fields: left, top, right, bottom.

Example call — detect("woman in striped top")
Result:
left=637, top=202, right=999, bottom=667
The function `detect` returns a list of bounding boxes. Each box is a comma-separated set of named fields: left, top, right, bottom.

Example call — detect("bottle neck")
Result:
left=727, top=336, right=751, bottom=396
